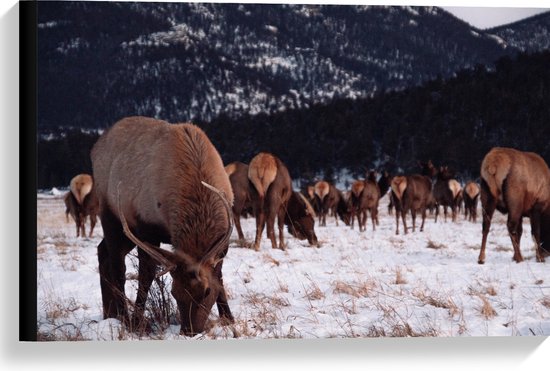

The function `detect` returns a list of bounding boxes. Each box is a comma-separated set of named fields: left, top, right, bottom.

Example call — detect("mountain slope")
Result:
left=488, top=10, right=550, bottom=52
left=37, top=2, right=542, bottom=131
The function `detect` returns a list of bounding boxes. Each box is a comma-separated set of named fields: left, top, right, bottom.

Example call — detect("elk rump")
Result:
left=64, top=173, right=99, bottom=238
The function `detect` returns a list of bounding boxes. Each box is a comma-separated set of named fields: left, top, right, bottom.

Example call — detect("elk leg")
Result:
left=265, top=206, right=278, bottom=249
left=276, top=206, right=286, bottom=250
left=253, top=206, right=265, bottom=251
left=98, top=208, right=134, bottom=323
left=530, top=211, right=545, bottom=263
left=132, top=246, right=157, bottom=333
left=401, top=209, right=408, bottom=235
left=81, top=217, right=87, bottom=238
left=233, top=210, right=245, bottom=242
left=411, top=208, right=417, bottom=232
left=479, top=180, right=496, bottom=264
left=394, top=208, right=400, bottom=235
left=507, top=214, right=524, bottom=263
left=420, top=207, right=426, bottom=232
left=89, top=214, right=97, bottom=238
left=371, top=208, right=377, bottom=231
left=434, top=205, right=439, bottom=223
left=214, top=261, right=234, bottom=323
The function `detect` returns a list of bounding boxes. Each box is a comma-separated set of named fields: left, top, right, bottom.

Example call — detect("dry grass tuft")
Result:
left=494, top=246, right=512, bottom=253
left=540, top=297, right=550, bottom=309
left=477, top=295, right=497, bottom=319
left=394, top=267, right=407, bottom=285
left=366, top=323, right=438, bottom=337
left=413, top=290, right=460, bottom=317
left=333, top=279, right=376, bottom=298
left=426, top=240, right=446, bottom=250
left=304, top=282, right=325, bottom=301
left=262, top=253, right=280, bottom=266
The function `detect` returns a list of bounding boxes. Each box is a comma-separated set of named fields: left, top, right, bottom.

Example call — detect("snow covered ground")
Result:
left=36, top=191, right=550, bottom=341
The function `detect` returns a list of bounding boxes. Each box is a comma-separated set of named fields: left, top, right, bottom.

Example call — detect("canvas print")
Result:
left=34, top=1, right=550, bottom=341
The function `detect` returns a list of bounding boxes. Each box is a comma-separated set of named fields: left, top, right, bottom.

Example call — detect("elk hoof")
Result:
left=513, top=255, right=524, bottom=263
left=477, top=259, right=485, bottom=265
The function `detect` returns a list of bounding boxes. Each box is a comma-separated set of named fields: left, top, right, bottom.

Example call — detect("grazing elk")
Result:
left=390, top=174, right=433, bottom=235
left=478, top=147, right=550, bottom=264
left=225, top=161, right=252, bottom=243
left=285, top=191, right=319, bottom=247
left=349, top=177, right=380, bottom=232
left=314, top=180, right=341, bottom=226
left=64, top=173, right=99, bottom=238
left=91, top=116, right=234, bottom=336
left=463, top=181, right=480, bottom=222
left=248, top=152, right=293, bottom=251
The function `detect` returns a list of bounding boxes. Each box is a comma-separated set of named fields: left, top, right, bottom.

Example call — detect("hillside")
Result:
left=489, top=10, right=550, bottom=52
left=37, top=2, right=540, bottom=131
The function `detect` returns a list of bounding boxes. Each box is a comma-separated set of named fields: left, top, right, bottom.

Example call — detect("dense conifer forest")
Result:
left=37, top=51, right=550, bottom=189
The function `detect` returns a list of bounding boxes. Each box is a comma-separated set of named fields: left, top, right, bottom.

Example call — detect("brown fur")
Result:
left=349, top=179, right=380, bottom=232
left=284, top=191, right=319, bottom=247
left=448, top=179, right=462, bottom=199
left=314, top=181, right=341, bottom=226
left=64, top=177, right=99, bottom=238
left=463, top=181, right=480, bottom=223
left=314, top=181, right=330, bottom=200
left=390, top=174, right=432, bottom=235
left=433, top=166, right=461, bottom=222
left=390, top=176, right=407, bottom=201
left=248, top=152, right=292, bottom=251
left=351, top=180, right=365, bottom=198
left=225, top=161, right=252, bottom=243
left=91, top=116, right=234, bottom=336
left=70, top=173, right=93, bottom=205
left=479, top=147, right=550, bottom=264
left=248, top=152, right=277, bottom=199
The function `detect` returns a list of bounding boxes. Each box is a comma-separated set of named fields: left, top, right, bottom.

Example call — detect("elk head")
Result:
left=118, top=181, right=233, bottom=336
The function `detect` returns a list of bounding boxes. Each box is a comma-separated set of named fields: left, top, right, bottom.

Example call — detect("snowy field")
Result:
left=36, top=191, right=550, bottom=341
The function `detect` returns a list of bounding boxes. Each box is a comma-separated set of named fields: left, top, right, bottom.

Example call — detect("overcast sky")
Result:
left=441, top=6, right=548, bottom=29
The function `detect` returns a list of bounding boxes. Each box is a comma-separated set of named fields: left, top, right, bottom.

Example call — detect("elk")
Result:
left=432, top=166, right=462, bottom=222
left=314, top=180, right=341, bottom=226
left=248, top=152, right=292, bottom=251
left=478, top=147, right=550, bottom=264
left=225, top=161, right=252, bottom=243
left=463, top=181, right=480, bottom=222
left=335, top=188, right=351, bottom=225
left=390, top=174, right=433, bottom=235
left=349, top=177, right=380, bottom=232
left=91, top=116, right=234, bottom=336
left=64, top=173, right=99, bottom=238
left=285, top=191, right=319, bottom=247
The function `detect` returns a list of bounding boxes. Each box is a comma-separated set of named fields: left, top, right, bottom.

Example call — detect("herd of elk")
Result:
left=56, top=112, right=549, bottom=337
left=64, top=173, right=99, bottom=238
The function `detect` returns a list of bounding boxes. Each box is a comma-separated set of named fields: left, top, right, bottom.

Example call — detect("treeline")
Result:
left=202, top=50, right=550, bottom=183
left=37, top=51, right=550, bottom=189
